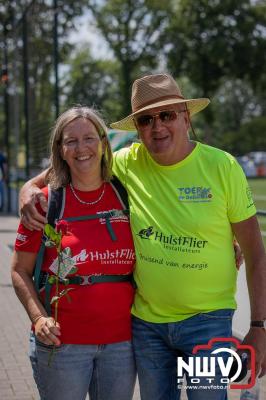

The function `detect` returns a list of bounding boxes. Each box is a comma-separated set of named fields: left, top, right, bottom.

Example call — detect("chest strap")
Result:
left=40, top=272, right=134, bottom=315
left=34, top=208, right=129, bottom=293
left=64, top=209, right=129, bottom=241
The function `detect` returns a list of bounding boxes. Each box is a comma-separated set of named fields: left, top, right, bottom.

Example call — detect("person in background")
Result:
left=11, top=107, right=136, bottom=400
left=19, top=74, right=266, bottom=399
left=0, top=149, right=7, bottom=212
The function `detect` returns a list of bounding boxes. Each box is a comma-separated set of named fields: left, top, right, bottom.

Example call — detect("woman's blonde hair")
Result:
left=45, top=106, right=113, bottom=189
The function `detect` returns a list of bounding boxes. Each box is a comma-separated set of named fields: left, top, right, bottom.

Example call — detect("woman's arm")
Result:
left=11, top=251, right=61, bottom=345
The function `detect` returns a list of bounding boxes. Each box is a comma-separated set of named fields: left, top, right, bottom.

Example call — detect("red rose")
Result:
left=55, top=219, right=68, bottom=235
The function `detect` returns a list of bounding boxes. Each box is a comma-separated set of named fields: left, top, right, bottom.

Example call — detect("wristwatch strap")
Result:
left=251, top=320, right=266, bottom=328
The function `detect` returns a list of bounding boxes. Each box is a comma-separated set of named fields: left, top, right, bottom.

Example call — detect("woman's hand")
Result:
left=34, top=316, right=61, bottom=346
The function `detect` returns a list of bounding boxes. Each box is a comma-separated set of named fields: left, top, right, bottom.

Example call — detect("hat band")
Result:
left=133, top=94, right=185, bottom=113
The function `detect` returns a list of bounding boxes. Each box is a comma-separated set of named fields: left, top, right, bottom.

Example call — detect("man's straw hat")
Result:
left=110, top=74, right=210, bottom=131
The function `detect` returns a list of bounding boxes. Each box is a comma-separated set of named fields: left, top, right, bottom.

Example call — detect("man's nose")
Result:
left=152, top=115, right=163, bottom=128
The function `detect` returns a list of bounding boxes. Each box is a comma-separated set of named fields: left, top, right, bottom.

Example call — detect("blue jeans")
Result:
left=132, top=309, right=234, bottom=400
left=29, top=333, right=136, bottom=400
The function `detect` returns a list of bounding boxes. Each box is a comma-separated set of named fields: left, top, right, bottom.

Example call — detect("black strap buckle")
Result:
left=109, top=209, right=125, bottom=218
left=79, top=275, right=95, bottom=285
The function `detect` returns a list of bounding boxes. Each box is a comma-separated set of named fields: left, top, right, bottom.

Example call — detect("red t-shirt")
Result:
left=15, top=183, right=135, bottom=344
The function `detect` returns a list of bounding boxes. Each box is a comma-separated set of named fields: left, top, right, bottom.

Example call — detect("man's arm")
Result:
left=19, top=170, right=48, bottom=230
left=259, top=352, right=266, bottom=378
left=231, top=215, right=266, bottom=377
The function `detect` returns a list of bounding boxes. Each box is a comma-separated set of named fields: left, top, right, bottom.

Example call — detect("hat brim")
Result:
left=110, top=98, right=210, bottom=131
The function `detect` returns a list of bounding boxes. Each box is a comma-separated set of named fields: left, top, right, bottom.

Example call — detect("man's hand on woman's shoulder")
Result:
left=19, top=179, right=48, bottom=231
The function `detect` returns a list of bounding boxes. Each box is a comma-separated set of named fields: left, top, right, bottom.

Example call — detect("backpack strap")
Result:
left=47, top=185, right=65, bottom=227
left=64, top=178, right=129, bottom=241
left=34, top=242, right=46, bottom=292
left=40, top=272, right=135, bottom=315
left=65, top=209, right=129, bottom=241
left=110, top=176, right=129, bottom=209
left=34, top=186, right=65, bottom=292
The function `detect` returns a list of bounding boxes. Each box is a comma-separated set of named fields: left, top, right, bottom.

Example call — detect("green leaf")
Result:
left=44, top=223, right=61, bottom=243
left=62, top=247, right=72, bottom=257
left=44, top=224, right=56, bottom=238
left=50, top=296, right=59, bottom=305
left=48, top=276, right=57, bottom=285
left=45, top=240, right=56, bottom=248
left=50, top=288, right=74, bottom=305
left=59, top=287, right=75, bottom=296
left=52, top=233, right=61, bottom=245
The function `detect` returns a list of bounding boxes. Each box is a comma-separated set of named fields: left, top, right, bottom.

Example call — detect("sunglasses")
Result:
left=135, top=110, right=186, bottom=128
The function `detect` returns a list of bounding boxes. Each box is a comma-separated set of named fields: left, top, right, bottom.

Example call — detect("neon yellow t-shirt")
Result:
left=113, top=142, right=256, bottom=323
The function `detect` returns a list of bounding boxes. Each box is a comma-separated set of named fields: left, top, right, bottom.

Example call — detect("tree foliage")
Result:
left=0, top=0, right=85, bottom=164
left=62, top=47, right=122, bottom=122
left=221, top=116, right=266, bottom=155
left=164, top=0, right=266, bottom=138
left=86, top=0, right=171, bottom=115
left=166, top=0, right=266, bottom=95
left=1, top=0, right=266, bottom=160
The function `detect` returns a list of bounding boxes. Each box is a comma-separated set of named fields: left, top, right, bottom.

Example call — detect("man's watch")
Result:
left=250, top=320, right=266, bottom=329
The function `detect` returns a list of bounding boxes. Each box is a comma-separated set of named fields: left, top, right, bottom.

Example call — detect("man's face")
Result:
left=134, top=104, right=190, bottom=165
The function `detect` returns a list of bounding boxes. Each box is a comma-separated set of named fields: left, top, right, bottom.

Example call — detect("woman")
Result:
left=11, top=106, right=136, bottom=400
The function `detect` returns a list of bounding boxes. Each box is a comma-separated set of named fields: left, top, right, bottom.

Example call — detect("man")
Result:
left=20, top=74, right=266, bottom=399
left=0, top=149, right=7, bottom=212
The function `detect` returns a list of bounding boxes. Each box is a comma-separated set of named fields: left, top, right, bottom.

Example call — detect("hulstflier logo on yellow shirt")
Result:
left=137, top=226, right=154, bottom=239
left=137, top=226, right=208, bottom=254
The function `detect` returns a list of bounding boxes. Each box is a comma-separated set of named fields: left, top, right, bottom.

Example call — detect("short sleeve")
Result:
left=227, top=158, right=256, bottom=223
left=14, top=223, right=43, bottom=253
left=14, top=187, right=48, bottom=253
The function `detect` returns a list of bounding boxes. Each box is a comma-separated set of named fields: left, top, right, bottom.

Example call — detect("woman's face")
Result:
left=61, top=117, right=104, bottom=181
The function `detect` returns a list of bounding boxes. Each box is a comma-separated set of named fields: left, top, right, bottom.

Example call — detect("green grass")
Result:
left=248, top=178, right=266, bottom=247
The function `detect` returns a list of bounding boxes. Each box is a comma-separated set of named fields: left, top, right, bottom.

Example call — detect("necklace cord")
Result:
left=70, top=182, right=106, bottom=205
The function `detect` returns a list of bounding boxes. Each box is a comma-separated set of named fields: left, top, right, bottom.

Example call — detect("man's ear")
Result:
left=185, top=110, right=191, bottom=130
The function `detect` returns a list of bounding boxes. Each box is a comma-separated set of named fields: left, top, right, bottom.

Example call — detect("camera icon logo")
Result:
left=192, top=337, right=255, bottom=389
